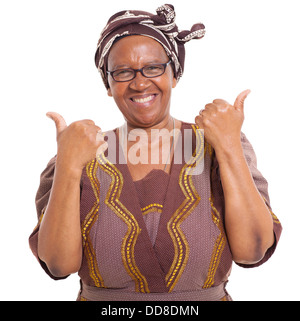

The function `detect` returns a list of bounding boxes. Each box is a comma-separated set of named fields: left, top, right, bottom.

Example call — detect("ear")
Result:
left=107, top=87, right=112, bottom=97
left=172, top=77, right=177, bottom=89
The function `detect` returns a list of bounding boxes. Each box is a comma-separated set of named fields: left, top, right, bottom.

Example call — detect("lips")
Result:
left=129, top=94, right=157, bottom=106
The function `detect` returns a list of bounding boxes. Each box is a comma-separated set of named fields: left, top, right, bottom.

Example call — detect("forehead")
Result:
left=107, top=35, right=169, bottom=68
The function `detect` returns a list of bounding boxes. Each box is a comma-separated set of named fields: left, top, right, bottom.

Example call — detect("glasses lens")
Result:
left=113, top=69, right=135, bottom=81
left=143, top=64, right=165, bottom=77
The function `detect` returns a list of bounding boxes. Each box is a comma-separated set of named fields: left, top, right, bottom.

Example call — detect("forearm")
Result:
left=215, top=142, right=274, bottom=264
left=38, top=161, right=83, bottom=277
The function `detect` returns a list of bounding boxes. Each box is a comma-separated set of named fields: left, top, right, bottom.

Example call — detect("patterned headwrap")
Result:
left=95, top=4, right=205, bottom=89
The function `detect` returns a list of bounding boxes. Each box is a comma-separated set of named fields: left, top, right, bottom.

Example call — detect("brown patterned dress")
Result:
left=29, top=122, right=282, bottom=301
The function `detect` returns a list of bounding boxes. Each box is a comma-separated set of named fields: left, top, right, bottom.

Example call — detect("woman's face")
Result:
left=107, top=35, right=177, bottom=128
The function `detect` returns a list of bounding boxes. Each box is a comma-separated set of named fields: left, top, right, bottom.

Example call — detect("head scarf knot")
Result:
left=95, top=4, right=205, bottom=89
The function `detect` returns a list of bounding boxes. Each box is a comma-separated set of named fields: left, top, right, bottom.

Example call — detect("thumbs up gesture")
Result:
left=46, top=112, right=107, bottom=173
left=195, top=89, right=251, bottom=153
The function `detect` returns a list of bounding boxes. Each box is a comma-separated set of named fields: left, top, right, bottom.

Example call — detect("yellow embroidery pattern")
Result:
left=205, top=140, right=213, bottom=159
left=97, top=154, right=150, bottom=293
left=202, top=195, right=226, bottom=289
left=82, top=160, right=105, bottom=288
left=268, top=208, right=280, bottom=224
left=165, top=125, right=204, bottom=292
left=32, top=208, right=46, bottom=233
left=141, top=203, right=163, bottom=215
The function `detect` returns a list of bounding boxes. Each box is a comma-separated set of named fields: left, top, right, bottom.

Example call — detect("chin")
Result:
left=131, top=118, right=156, bottom=128
left=126, top=112, right=160, bottom=128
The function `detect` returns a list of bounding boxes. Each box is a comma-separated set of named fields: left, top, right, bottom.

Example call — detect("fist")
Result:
left=46, top=112, right=107, bottom=171
left=195, top=89, right=251, bottom=151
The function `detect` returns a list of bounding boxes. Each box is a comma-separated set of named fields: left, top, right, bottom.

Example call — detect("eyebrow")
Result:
left=110, top=60, right=167, bottom=70
left=111, top=64, right=130, bottom=70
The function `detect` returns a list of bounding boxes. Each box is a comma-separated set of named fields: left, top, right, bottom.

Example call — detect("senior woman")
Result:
left=29, top=4, right=282, bottom=301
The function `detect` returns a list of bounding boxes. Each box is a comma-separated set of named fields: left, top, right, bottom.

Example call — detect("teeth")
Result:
left=133, top=95, right=154, bottom=103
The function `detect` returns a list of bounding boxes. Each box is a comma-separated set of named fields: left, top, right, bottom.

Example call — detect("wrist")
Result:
left=55, top=155, right=84, bottom=180
left=214, top=138, right=244, bottom=163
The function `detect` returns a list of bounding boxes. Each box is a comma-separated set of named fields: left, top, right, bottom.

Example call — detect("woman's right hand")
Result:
left=46, top=112, right=107, bottom=175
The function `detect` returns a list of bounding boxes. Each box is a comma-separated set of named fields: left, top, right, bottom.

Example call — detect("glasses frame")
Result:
left=107, top=60, right=172, bottom=82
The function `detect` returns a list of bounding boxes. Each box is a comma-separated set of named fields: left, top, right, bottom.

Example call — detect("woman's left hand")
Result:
left=196, top=89, right=275, bottom=264
left=195, top=89, right=251, bottom=153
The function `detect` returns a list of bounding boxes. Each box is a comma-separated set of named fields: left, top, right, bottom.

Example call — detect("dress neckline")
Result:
left=117, top=120, right=183, bottom=183
left=132, top=168, right=170, bottom=184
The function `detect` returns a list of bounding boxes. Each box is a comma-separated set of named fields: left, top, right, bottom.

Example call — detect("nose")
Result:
left=128, top=71, right=151, bottom=91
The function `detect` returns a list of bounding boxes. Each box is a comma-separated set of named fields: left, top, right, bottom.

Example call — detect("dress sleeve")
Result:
left=28, top=156, right=68, bottom=280
left=235, top=132, right=282, bottom=268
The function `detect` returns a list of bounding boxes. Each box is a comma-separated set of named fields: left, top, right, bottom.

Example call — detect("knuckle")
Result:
left=71, top=121, right=82, bottom=128
left=87, top=131, right=96, bottom=141
left=213, top=99, right=228, bottom=105
left=202, top=118, right=210, bottom=126
left=85, top=119, right=95, bottom=125
left=195, top=116, right=202, bottom=125
left=70, top=121, right=89, bottom=136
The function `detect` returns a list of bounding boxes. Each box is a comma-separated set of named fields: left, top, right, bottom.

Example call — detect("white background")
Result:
left=0, top=0, right=299, bottom=301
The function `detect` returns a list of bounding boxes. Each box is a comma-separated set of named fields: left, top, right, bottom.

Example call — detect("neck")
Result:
left=125, top=115, right=174, bottom=136
left=118, top=116, right=177, bottom=175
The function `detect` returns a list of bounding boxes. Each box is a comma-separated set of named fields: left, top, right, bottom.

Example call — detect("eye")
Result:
left=143, top=64, right=164, bottom=76
left=145, top=65, right=163, bottom=71
left=113, top=69, right=133, bottom=78
left=147, top=65, right=160, bottom=70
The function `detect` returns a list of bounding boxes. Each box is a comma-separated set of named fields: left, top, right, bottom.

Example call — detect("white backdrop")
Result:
left=0, top=0, right=299, bottom=301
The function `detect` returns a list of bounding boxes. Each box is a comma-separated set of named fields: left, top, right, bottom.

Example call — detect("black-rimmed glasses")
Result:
left=107, top=60, right=172, bottom=82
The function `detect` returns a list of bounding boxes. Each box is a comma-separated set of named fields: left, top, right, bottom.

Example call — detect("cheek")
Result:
left=157, top=71, right=175, bottom=92
left=164, top=68, right=177, bottom=90
left=108, top=85, right=129, bottom=114
left=108, top=83, right=125, bottom=101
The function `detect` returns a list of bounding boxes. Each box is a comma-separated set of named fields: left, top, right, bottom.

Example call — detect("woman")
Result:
left=29, top=4, right=282, bottom=301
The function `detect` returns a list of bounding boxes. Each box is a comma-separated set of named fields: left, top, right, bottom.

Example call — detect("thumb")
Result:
left=234, top=89, right=251, bottom=111
left=46, top=112, right=67, bottom=136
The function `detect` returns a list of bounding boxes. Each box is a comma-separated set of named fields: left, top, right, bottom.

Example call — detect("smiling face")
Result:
left=107, top=35, right=177, bottom=129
